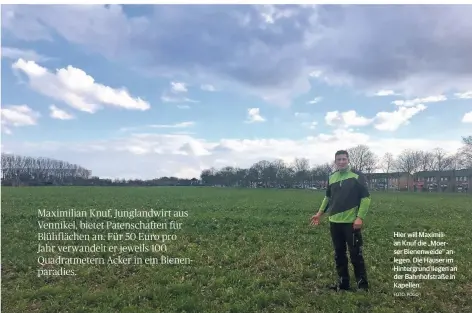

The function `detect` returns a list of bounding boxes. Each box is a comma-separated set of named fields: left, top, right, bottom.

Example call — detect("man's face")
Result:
left=335, top=154, right=349, bottom=170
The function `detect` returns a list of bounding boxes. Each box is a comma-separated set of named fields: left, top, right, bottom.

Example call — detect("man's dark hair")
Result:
left=335, top=150, right=349, bottom=158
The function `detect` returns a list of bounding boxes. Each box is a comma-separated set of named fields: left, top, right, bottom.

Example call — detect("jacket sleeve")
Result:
left=356, top=172, right=371, bottom=219
left=318, top=175, right=331, bottom=213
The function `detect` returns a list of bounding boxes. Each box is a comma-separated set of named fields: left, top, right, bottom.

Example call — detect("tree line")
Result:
left=1, top=154, right=92, bottom=186
left=200, top=136, right=472, bottom=188
left=0, top=153, right=200, bottom=187
left=2, top=136, right=471, bottom=188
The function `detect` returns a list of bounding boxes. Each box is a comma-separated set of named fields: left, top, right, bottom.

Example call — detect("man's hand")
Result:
left=353, top=217, right=363, bottom=229
left=310, top=212, right=322, bottom=226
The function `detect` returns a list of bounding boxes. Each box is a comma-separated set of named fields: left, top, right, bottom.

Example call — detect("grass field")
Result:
left=2, top=186, right=472, bottom=313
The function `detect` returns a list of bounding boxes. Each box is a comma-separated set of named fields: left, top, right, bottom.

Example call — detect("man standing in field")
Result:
left=310, top=150, right=371, bottom=292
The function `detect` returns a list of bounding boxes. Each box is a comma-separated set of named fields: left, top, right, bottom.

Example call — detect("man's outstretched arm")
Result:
left=318, top=196, right=330, bottom=214
left=357, top=173, right=371, bottom=219
left=317, top=178, right=332, bottom=214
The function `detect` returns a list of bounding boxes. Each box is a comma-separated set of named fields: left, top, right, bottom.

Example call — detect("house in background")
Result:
left=454, top=169, right=471, bottom=193
left=306, top=169, right=471, bottom=193
left=390, top=172, right=415, bottom=191
left=366, top=172, right=413, bottom=191
left=415, top=169, right=472, bottom=193
left=366, top=172, right=390, bottom=190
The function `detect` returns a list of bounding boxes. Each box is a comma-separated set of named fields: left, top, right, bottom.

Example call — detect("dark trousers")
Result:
left=329, top=222, right=368, bottom=288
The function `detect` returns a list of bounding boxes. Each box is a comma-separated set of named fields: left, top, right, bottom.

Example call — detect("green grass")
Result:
left=2, top=187, right=472, bottom=313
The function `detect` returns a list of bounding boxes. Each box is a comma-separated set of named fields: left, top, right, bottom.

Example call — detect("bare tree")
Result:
left=293, top=158, right=310, bottom=173
left=293, top=158, right=310, bottom=187
left=418, top=151, right=435, bottom=171
left=314, top=162, right=334, bottom=177
left=271, top=159, right=287, bottom=187
left=443, top=153, right=462, bottom=192
left=380, top=152, right=395, bottom=190
left=380, top=153, right=395, bottom=173
left=458, top=136, right=472, bottom=169
left=252, top=160, right=272, bottom=187
left=365, top=153, right=379, bottom=174
left=1, top=153, right=91, bottom=186
left=395, top=150, right=421, bottom=191
left=347, top=144, right=377, bottom=172
left=432, top=148, right=450, bottom=171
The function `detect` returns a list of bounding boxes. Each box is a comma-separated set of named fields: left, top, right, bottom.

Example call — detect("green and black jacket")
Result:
left=318, top=166, right=371, bottom=223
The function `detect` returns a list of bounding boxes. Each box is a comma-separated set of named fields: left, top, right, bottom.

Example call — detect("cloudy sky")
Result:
left=1, top=4, right=471, bottom=179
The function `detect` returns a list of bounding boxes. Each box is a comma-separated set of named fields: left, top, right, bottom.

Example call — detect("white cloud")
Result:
left=49, top=105, right=74, bottom=120
left=174, top=166, right=203, bottom=179
left=12, top=58, right=150, bottom=113
left=161, top=94, right=199, bottom=103
left=4, top=129, right=464, bottom=179
left=1, top=47, right=49, bottom=62
left=201, top=84, right=216, bottom=92
left=325, top=110, right=373, bottom=128
left=245, top=108, right=265, bottom=123
left=172, top=131, right=196, bottom=135
left=302, top=121, right=318, bottom=130
left=170, top=81, right=187, bottom=93
left=1, top=104, right=40, bottom=134
left=120, top=122, right=195, bottom=132
left=150, top=122, right=195, bottom=128
left=161, top=81, right=200, bottom=103
left=455, top=91, right=472, bottom=99
left=307, top=97, right=322, bottom=104
left=374, top=104, right=427, bottom=131
left=375, top=90, right=396, bottom=96
left=392, top=95, right=447, bottom=107
left=325, top=111, right=340, bottom=126
left=256, top=4, right=299, bottom=25
left=325, top=103, right=428, bottom=132
left=462, top=111, right=472, bottom=123
left=309, top=70, right=323, bottom=78
left=3, top=5, right=472, bottom=105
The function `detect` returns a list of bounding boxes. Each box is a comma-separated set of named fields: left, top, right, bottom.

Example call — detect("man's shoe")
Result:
left=328, top=283, right=350, bottom=292
left=327, top=278, right=350, bottom=292
left=356, top=278, right=369, bottom=291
